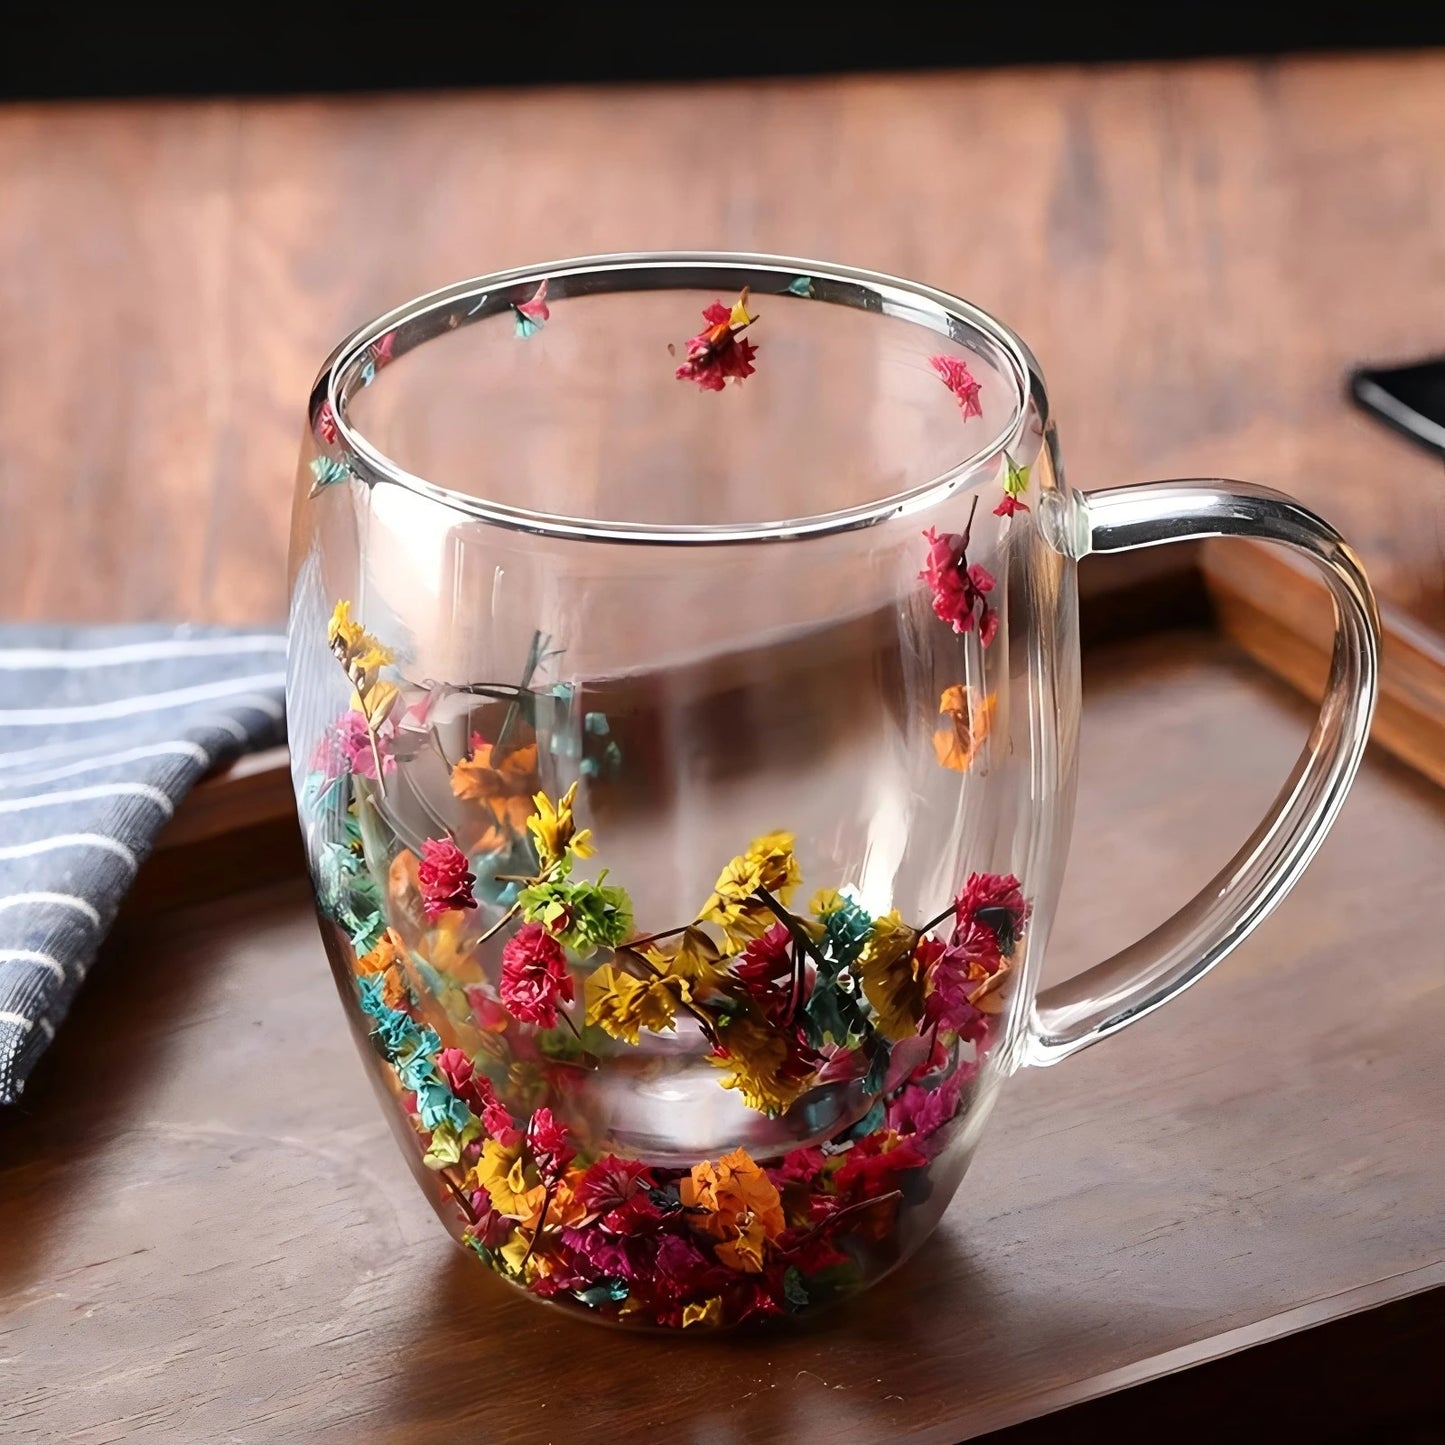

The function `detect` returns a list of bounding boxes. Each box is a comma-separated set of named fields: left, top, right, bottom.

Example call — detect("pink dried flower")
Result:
left=499, top=922, right=575, bottom=1029
left=417, top=836, right=477, bottom=921
left=924, top=872, right=1027, bottom=1036
left=512, top=278, right=550, bottom=336
left=310, top=710, right=395, bottom=781
left=675, top=291, right=759, bottom=392
left=929, top=354, right=983, bottom=419
left=919, top=498, right=999, bottom=645
left=526, top=1107, right=576, bottom=1185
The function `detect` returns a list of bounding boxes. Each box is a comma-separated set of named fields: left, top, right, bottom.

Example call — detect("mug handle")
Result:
left=1026, top=479, right=1381, bottom=1065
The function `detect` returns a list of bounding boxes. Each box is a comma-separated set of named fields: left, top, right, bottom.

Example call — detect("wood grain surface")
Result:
left=3, top=632, right=1442, bottom=1442
left=1, top=53, right=1443, bottom=630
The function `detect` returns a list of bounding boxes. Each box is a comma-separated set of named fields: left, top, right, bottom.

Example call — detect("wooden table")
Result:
left=3, top=53, right=1444, bottom=1442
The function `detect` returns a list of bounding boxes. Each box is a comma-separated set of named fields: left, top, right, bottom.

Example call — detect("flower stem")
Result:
left=786, top=1190, right=904, bottom=1253
left=752, top=887, right=826, bottom=1023
left=919, top=902, right=955, bottom=936
left=475, top=901, right=521, bottom=945
left=439, top=1169, right=479, bottom=1227
left=620, top=921, right=692, bottom=951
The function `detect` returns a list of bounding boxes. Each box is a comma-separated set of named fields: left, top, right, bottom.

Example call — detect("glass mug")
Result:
left=286, top=254, right=1378, bottom=1330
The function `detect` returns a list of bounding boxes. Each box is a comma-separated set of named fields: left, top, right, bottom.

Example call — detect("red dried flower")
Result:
left=675, top=291, right=759, bottom=392
left=577, top=1156, right=660, bottom=1233
left=993, top=494, right=1027, bottom=518
left=924, top=872, right=1027, bottom=1037
left=499, top=922, right=575, bottom=1029
left=513, top=278, right=550, bottom=337
left=467, top=1192, right=515, bottom=1249
left=417, top=836, right=477, bottom=921
left=436, top=1046, right=489, bottom=1115
left=833, top=1130, right=928, bottom=1199
left=955, top=871, right=1028, bottom=955
left=472, top=1073, right=522, bottom=1147
left=731, top=922, right=801, bottom=1024
left=929, top=354, right=983, bottom=419
left=919, top=498, right=999, bottom=646
left=317, top=400, right=339, bottom=444
left=651, top=1232, right=717, bottom=1300
left=526, top=1106, right=576, bottom=1185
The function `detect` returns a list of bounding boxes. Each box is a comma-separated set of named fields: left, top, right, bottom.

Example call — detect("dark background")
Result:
left=6, top=5, right=1445, bottom=100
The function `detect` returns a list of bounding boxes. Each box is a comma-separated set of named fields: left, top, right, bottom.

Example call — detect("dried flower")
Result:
left=526, top=1107, right=576, bottom=1185
left=934, top=686, right=996, bottom=772
left=929, top=354, right=983, bottom=420
left=709, top=1009, right=819, bottom=1117
left=682, top=1297, right=724, bottom=1328
left=833, top=1129, right=928, bottom=1203
left=513, top=278, right=550, bottom=338
left=639, top=926, right=726, bottom=995
left=584, top=962, right=691, bottom=1044
left=317, top=400, right=339, bottom=444
left=518, top=875, right=633, bottom=955
left=925, top=872, right=1026, bottom=1036
left=355, top=927, right=405, bottom=977
left=857, top=911, right=927, bottom=1040
left=681, top=1148, right=787, bottom=1274
left=526, top=782, right=595, bottom=871
left=308, top=455, right=350, bottom=496
left=417, top=836, right=477, bottom=922
left=499, top=922, right=575, bottom=1028
left=698, top=831, right=801, bottom=946
left=475, top=1136, right=532, bottom=1217
left=674, top=290, right=759, bottom=391
left=731, top=922, right=794, bottom=1013
left=312, top=709, right=397, bottom=781
left=435, top=1046, right=489, bottom=1117
left=326, top=600, right=401, bottom=760
left=451, top=735, right=539, bottom=849
left=472, top=1073, right=522, bottom=1146
left=576, top=1156, right=658, bottom=1232
left=919, top=502, right=999, bottom=646
left=955, top=871, right=1028, bottom=958
left=995, top=453, right=1030, bottom=517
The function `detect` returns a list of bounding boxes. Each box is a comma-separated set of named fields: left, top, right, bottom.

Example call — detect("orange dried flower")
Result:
left=680, top=1147, right=786, bottom=1273
left=933, top=686, right=996, bottom=772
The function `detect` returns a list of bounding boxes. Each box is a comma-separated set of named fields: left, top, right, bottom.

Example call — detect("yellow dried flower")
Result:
left=682, top=1297, right=724, bottom=1328
left=326, top=600, right=365, bottom=655
left=584, top=962, right=691, bottom=1044
left=698, top=831, right=801, bottom=946
left=858, top=910, right=926, bottom=1040
left=475, top=1137, right=532, bottom=1217
left=644, top=927, right=727, bottom=993
left=708, top=1011, right=813, bottom=1117
left=526, top=781, right=595, bottom=871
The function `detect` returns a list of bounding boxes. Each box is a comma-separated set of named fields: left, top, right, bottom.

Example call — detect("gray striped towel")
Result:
left=0, top=624, right=287, bottom=1103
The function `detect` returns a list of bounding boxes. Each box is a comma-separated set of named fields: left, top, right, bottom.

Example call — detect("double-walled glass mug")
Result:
left=286, top=254, right=1379, bottom=1330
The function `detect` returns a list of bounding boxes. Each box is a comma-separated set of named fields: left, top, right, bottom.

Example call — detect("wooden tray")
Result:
left=7, top=587, right=1441, bottom=1443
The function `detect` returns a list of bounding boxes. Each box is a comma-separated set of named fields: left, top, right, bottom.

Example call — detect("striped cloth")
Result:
left=0, top=625, right=288, bottom=1103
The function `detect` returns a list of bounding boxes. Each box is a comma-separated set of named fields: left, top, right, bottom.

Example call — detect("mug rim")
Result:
left=314, top=251, right=1040, bottom=546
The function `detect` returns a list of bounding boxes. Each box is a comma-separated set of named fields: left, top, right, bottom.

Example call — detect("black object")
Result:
left=1350, top=358, right=1445, bottom=458
left=5, top=5, right=1445, bottom=100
